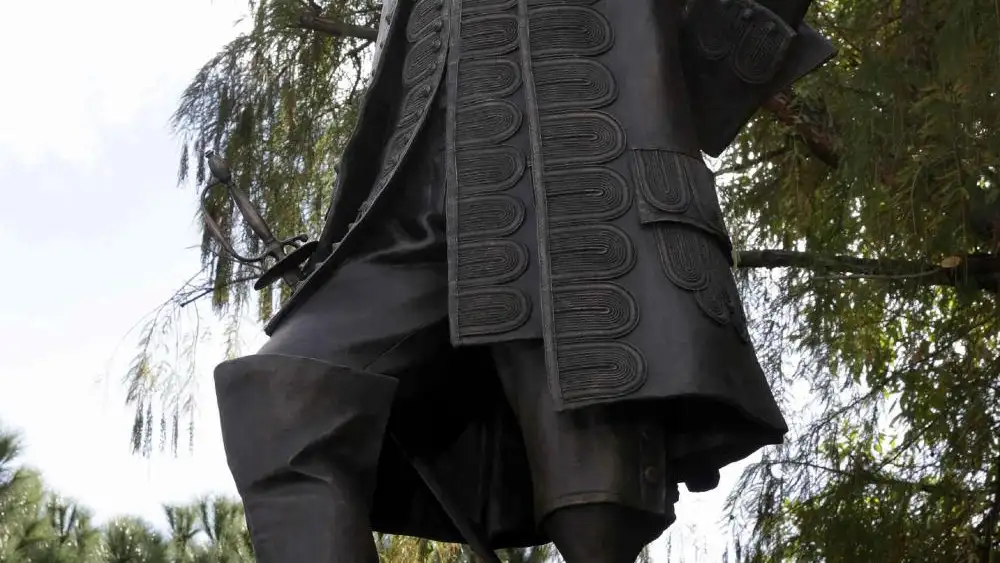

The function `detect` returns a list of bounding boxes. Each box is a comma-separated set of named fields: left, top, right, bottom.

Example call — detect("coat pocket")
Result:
left=629, top=149, right=749, bottom=342
left=629, top=149, right=732, bottom=255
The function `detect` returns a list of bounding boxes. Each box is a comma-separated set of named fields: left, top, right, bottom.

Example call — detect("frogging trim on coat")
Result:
left=516, top=0, right=647, bottom=409
left=444, top=0, right=464, bottom=343
left=446, top=0, right=535, bottom=344
left=516, top=0, right=555, bottom=379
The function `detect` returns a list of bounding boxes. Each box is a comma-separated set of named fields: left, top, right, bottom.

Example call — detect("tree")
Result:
left=0, top=426, right=48, bottom=563
left=713, top=0, right=1000, bottom=560
left=163, top=504, right=200, bottom=563
left=0, top=428, right=101, bottom=563
left=129, top=0, right=1000, bottom=561
left=32, top=497, right=103, bottom=563
left=189, top=496, right=254, bottom=562
left=100, top=517, right=170, bottom=563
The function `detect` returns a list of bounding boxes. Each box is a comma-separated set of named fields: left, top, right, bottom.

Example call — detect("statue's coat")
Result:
left=261, top=0, right=834, bottom=545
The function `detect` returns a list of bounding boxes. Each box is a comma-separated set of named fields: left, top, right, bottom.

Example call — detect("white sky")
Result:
left=0, top=1, right=755, bottom=559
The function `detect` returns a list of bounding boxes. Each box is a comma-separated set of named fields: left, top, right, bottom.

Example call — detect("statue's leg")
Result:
left=543, top=505, right=663, bottom=563
left=215, top=355, right=394, bottom=563
left=215, top=259, right=451, bottom=563
left=491, top=340, right=677, bottom=563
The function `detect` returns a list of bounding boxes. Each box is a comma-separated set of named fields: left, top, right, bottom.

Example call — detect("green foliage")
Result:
left=172, top=0, right=378, bottom=319
left=127, top=0, right=379, bottom=456
left=719, top=0, right=1000, bottom=560
left=102, top=518, right=170, bottom=563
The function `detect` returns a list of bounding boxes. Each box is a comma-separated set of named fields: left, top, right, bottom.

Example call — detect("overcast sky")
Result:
left=0, top=1, right=751, bottom=559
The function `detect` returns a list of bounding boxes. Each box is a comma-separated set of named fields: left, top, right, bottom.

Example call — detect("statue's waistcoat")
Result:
left=267, top=0, right=800, bottom=431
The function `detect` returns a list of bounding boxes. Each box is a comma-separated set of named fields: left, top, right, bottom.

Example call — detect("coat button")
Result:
left=643, top=466, right=661, bottom=483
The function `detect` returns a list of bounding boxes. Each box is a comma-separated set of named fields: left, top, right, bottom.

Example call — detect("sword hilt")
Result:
left=200, top=151, right=316, bottom=291
left=253, top=237, right=318, bottom=290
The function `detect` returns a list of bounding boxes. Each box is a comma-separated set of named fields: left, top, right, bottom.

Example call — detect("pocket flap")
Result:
left=630, top=149, right=732, bottom=255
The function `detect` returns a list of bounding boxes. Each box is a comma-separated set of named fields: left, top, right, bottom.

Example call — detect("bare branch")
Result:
left=759, top=459, right=976, bottom=498
left=178, top=274, right=260, bottom=308
left=295, top=13, right=378, bottom=41
left=736, top=249, right=1000, bottom=292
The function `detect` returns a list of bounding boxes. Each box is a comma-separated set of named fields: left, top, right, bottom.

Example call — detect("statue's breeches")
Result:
left=237, top=116, right=678, bottom=545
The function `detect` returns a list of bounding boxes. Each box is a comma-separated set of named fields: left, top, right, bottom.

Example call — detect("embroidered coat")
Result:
left=262, top=0, right=834, bottom=544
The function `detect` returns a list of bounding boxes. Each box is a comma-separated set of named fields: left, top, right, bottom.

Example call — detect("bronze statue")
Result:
left=208, top=0, right=835, bottom=561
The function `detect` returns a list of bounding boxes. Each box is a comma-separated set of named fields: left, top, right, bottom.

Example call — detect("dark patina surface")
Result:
left=209, top=1, right=835, bottom=561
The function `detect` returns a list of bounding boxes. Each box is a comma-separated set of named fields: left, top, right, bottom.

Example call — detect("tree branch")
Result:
left=177, top=274, right=261, bottom=307
left=736, top=249, right=1000, bottom=292
left=762, top=459, right=976, bottom=498
left=763, top=91, right=840, bottom=168
left=295, top=14, right=378, bottom=41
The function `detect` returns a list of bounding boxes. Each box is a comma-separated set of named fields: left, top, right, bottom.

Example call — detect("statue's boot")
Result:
left=214, top=354, right=398, bottom=563
left=491, top=340, right=677, bottom=563
left=543, top=504, right=665, bottom=563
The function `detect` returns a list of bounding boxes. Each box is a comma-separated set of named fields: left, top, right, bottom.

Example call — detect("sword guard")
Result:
left=254, top=240, right=319, bottom=290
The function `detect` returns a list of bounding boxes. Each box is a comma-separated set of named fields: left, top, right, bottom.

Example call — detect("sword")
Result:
left=200, top=151, right=317, bottom=291
left=199, top=152, right=502, bottom=562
